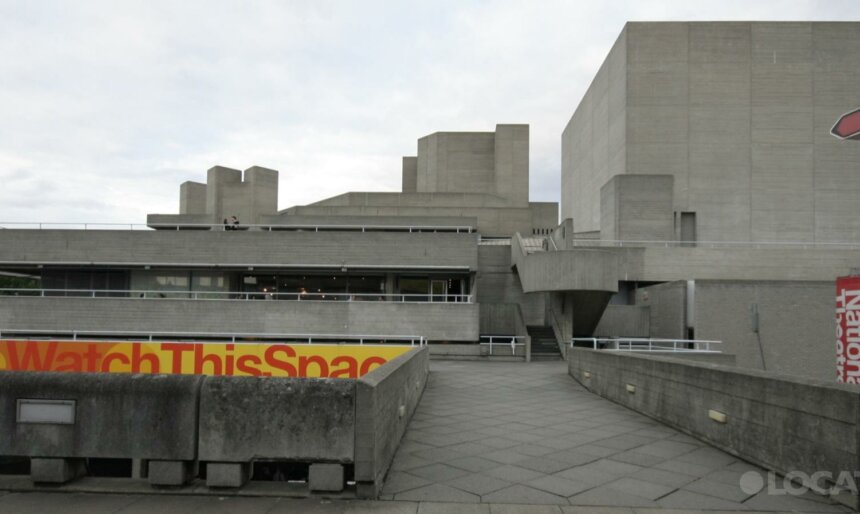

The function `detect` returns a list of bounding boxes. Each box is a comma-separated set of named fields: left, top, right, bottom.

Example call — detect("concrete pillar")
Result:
left=206, top=462, right=250, bottom=488
left=149, top=460, right=195, bottom=486
left=31, top=458, right=85, bottom=484
left=308, top=463, right=344, bottom=492
left=131, top=458, right=148, bottom=479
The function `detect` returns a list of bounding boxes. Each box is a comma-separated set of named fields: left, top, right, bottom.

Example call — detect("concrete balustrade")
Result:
left=569, top=348, right=860, bottom=509
left=0, top=347, right=429, bottom=497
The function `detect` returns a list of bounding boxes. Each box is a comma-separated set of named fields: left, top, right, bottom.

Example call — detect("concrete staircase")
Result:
left=527, top=325, right=562, bottom=361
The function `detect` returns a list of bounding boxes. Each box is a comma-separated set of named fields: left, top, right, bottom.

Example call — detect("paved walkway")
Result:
left=380, top=360, right=849, bottom=512
left=0, top=360, right=851, bottom=513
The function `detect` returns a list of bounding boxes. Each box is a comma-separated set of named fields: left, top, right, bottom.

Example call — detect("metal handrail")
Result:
left=0, top=288, right=474, bottom=303
left=571, top=239, right=860, bottom=250
left=479, top=335, right=526, bottom=356
left=0, top=222, right=475, bottom=233
left=571, top=337, right=722, bottom=353
left=0, top=328, right=427, bottom=346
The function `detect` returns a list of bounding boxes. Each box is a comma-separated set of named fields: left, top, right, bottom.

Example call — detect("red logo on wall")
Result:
left=836, top=276, right=860, bottom=383
left=831, top=109, right=860, bottom=140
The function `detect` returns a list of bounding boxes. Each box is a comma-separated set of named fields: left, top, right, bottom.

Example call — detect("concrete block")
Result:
left=308, top=463, right=344, bottom=492
left=206, top=462, right=250, bottom=488
left=31, top=458, right=85, bottom=484
left=0, top=372, right=201, bottom=461
left=199, top=376, right=355, bottom=463
left=148, top=460, right=195, bottom=486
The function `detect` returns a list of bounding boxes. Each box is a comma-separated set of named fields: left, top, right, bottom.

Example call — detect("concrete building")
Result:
left=556, top=22, right=860, bottom=381
left=2, top=23, right=859, bottom=380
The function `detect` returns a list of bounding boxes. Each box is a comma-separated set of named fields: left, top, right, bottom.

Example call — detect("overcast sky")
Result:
left=0, top=1, right=857, bottom=224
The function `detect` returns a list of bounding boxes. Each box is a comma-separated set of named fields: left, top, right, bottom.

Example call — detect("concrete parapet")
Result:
left=569, top=348, right=860, bottom=509
left=0, top=372, right=201, bottom=461
left=354, top=347, right=429, bottom=498
left=198, top=376, right=355, bottom=464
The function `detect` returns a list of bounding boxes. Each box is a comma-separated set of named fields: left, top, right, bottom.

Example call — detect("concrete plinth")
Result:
left=31, top=458, right=85, bottom=484
left=308, top=463, right=344, bottom=492
left=206, top=462, right=250, bottom=488
left=149, top=460, right=195, bottom=486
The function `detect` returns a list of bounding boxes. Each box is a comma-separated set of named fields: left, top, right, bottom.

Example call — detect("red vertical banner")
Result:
left=836, top=276, right=860, bottom=383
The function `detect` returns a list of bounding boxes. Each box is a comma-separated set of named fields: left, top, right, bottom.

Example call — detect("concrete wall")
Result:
left=287, top=197, right=542, bottom=237
left=180, top=182, right=207, bottom=215
left=0, top=230, right=479, bottom=271
left=593, top=305, right=650, bottom=338
left=158, top=166, right=279, bottom=225
left=0, top=346, right=431, bottom=496
left=199, top=376, right=355, bottom=463
left=417, top=132, right=497, bottom=198
left=494, top=124, right=530, bottom=207
left=600, top=175, right=674, bottom=241
left=354, top=347, right=429, bottom=496
left=401, top=157, right=418, bottom=193
left=693, top=280, right=836, bottom=381
left=0, top=372, right=200, bottom=460
left=564, top=22, right=860, bottom=243
left=636, top=280, right=837, bottom=381
left=476, top=245, right=546, bottom=326
left=512, top=236, right=619, bottom=294
left=636, top=281, right=687, bottom=339
left=570, top=349, right=860, bottom=508
left=562, top=25, right=627, bottom=232
left=0, top=297, right=480, bottom=342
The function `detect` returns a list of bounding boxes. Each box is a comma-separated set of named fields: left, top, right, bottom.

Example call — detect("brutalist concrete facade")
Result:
left=563, top=22, right=860, bottom=243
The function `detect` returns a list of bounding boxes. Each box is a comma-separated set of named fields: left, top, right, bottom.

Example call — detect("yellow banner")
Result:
left=0, top=340, right=412, bottom=378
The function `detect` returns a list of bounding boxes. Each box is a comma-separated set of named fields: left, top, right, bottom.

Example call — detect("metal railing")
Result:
left=571, top=337, right=722, bottom=353
left=0, top=288, right=474, bottom=303
left=570, top=239, right=860, bottom=250
left=0, top=329, right=427, bottom=346
left=0, top=222, right=475, bottom=233
left=479, top=335, right=527, bottom=356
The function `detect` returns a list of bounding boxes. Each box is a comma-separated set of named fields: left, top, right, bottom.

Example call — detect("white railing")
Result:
left=570, top=239, right=860, bottom=250
left=0, top=222, right=475, bottom=233
left=479, top=335, right=526, bottom=356
left=0, top=329, right=427, bottom=346
left=571, top=337, right=722, bottom=353
left=0, top=288, right=474, bottom=303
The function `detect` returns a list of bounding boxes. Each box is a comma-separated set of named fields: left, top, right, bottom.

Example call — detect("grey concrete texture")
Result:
left=0, top=229, right=479, bottom=271
left=415, top=125, right=529, bottom=208
left=593, top=305, right=650, bottom=338
left=0, top=296, right=480, bottom=343
left=260, top=213, right=478, bottom=229
left=0, top=493, right=850, bottom=514
left=511, top=236, right=619, bottom=294
left=355, top=347, right=430, bottom=497
left=636, top=280, right=836, bottom=381
left=285, top=197, right=556, bottom=237
left=309, top=463, right=345, bottom=492
left=569, top=349, right=860, bottom=508
left=30, top=458, right=84, bottom=484
left=199, top=376, right=355, bottom=463
left=477, top=245, right=547, bottom=327
left=600, top=175, right=674, bottom=242
left=206, top=462, right=251, bottom=488
left=170, top=165, right=279, bottom=226
left=0, top=372, right=201, bottom=460
left=379, top=360, right=847, bottom=511
left=563, top=22, right=860, bottom=244
left=402, top=157, right=418, bottom=193
left=147, top=461, right=194, bottom=487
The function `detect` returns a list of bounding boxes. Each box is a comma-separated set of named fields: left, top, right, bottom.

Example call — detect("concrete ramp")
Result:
left=382, top=360, right=849, bottom=511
